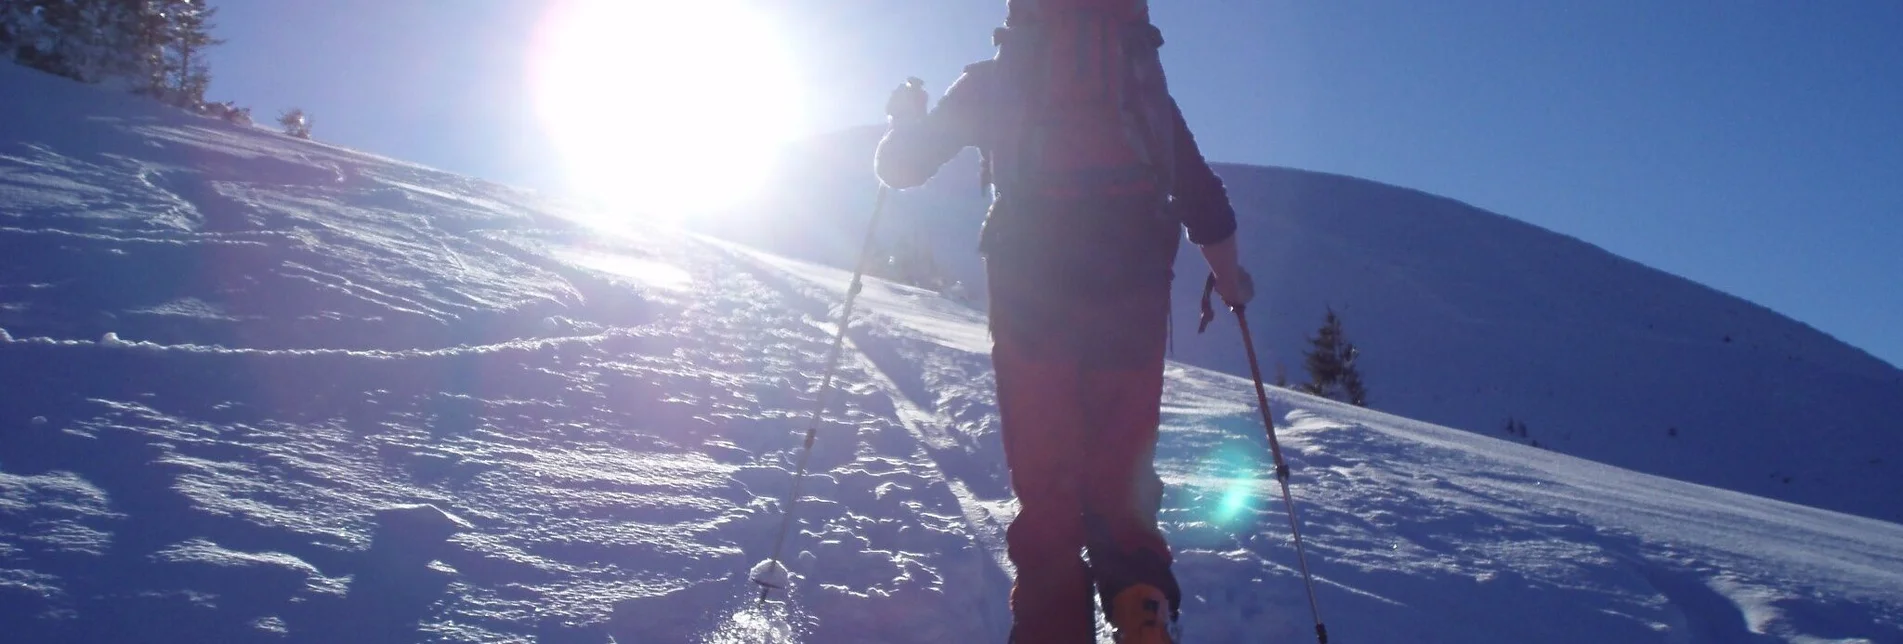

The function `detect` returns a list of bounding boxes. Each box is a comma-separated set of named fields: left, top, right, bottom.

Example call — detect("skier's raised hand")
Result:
left=885, top=77, right=928, bottom=128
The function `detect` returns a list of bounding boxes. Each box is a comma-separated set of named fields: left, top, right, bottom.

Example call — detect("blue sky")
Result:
left=205, top=1, right=1902, bottom=368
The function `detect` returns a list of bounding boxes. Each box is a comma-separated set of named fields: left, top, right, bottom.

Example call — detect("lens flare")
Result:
left=1198, top=444, right=1267, bottom=527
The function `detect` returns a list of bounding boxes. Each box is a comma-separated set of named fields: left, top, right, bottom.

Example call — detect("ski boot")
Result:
left=1109, top=584, right=1175, bottom=644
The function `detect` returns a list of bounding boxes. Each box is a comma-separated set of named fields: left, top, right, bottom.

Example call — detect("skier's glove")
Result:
left=886, top=77, right=928, bottom=128
left=1215, top=267, right=1255, bottom=309
left=1198, top=268, right=1258, bottom=333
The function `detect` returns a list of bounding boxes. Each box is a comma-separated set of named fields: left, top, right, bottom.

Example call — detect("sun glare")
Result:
left=531, top=0, right=804, bottom=224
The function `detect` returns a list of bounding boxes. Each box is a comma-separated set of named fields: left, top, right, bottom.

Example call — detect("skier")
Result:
left=874, top=1, right=1251, bottom=641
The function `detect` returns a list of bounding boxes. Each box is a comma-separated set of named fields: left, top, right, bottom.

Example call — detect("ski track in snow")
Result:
left=1, top=63, right=1900, bottom=643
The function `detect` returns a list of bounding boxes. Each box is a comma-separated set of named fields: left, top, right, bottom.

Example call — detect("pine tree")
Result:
left=39, top=0, right=151, bottom=84
left=4, top=0, right=227, bottom=110
left=1297, top=309, right=1341, bottom=397
left=116, top=0, right=176, bottom=97
left=0, top=1, right=19, bottom=50
left=1503, top=417, right=1527, bottom=439
left=8, top=0, right=93, bottom=80
left=161, top=0, right=218, bottom=105
left=1299, top=306, right=1370, bottom=406
left=278, top=107, right=311, bottom=138
left=7, top=2, right=145, bottom=88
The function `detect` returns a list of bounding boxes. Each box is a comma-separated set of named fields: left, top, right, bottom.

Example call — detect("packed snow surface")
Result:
left=1, top=63, right=1900, bottom=642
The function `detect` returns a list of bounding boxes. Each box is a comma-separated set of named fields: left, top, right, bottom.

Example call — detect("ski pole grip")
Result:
left=1197, top=273, right=1217, bottom=333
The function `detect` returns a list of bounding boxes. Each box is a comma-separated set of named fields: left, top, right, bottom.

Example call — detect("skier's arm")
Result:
left=1168, top=101, right=1238, bottom=245
left=875, top=64, right=990, bottom=190
left=1166, top=101, right=1247, bottom=300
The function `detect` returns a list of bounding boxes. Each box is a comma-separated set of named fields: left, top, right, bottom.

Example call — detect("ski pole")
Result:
left=1200, top=274, right=1329, bottom=644
left=753, top=185, right=891, bottom=602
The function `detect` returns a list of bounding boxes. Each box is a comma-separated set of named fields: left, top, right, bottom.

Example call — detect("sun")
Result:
left=529, top=0, right=804, bottom=224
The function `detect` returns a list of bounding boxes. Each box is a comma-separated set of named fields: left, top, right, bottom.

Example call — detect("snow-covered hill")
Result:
left=702, top=126, right=1903, bottom=526
left=3, top=63, right=1901, bottom=643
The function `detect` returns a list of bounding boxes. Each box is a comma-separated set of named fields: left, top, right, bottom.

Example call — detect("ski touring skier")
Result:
left=874, top=1, right=1253, bottom=641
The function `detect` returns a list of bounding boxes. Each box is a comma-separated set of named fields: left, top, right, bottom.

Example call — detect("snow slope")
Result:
left=702, top=126, right=1903, bottom=525
left=3, top=62, right=1902, bottom=643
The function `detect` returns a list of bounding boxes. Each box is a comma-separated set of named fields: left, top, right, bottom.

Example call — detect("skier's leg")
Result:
left=993, top=336, right=1095, bottom=643
left=1080, top=357, right=1179, bottom=617
left=1075, top=284, right=1180, bottom=624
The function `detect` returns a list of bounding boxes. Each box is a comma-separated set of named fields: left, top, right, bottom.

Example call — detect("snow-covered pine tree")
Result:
left=7, top=0, right=92, bottom=80
left=0, top=2, right=18, bottom=50
left=5, top=0, right=224, bottom=108
left=278, top=107, right=311, bottom=138
left=37, top=0, right=142, bottom=83
left=161, top=0, right=218, bottom=106
left=115, top=0, right=177, bottom=97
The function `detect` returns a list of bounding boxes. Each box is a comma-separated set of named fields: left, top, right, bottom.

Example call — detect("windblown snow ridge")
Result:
left=0, top=325, right=636, bottom=360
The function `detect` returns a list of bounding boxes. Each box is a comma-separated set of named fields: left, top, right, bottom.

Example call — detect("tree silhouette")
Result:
left=1299, top=306, right=1369, bottom=406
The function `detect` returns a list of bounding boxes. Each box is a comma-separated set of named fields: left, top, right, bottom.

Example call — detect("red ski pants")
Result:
left=993, top=329, right=1179, bottom=643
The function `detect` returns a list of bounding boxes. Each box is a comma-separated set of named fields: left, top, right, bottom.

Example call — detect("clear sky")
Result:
left=204, top=0, right=1902, bottom=369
